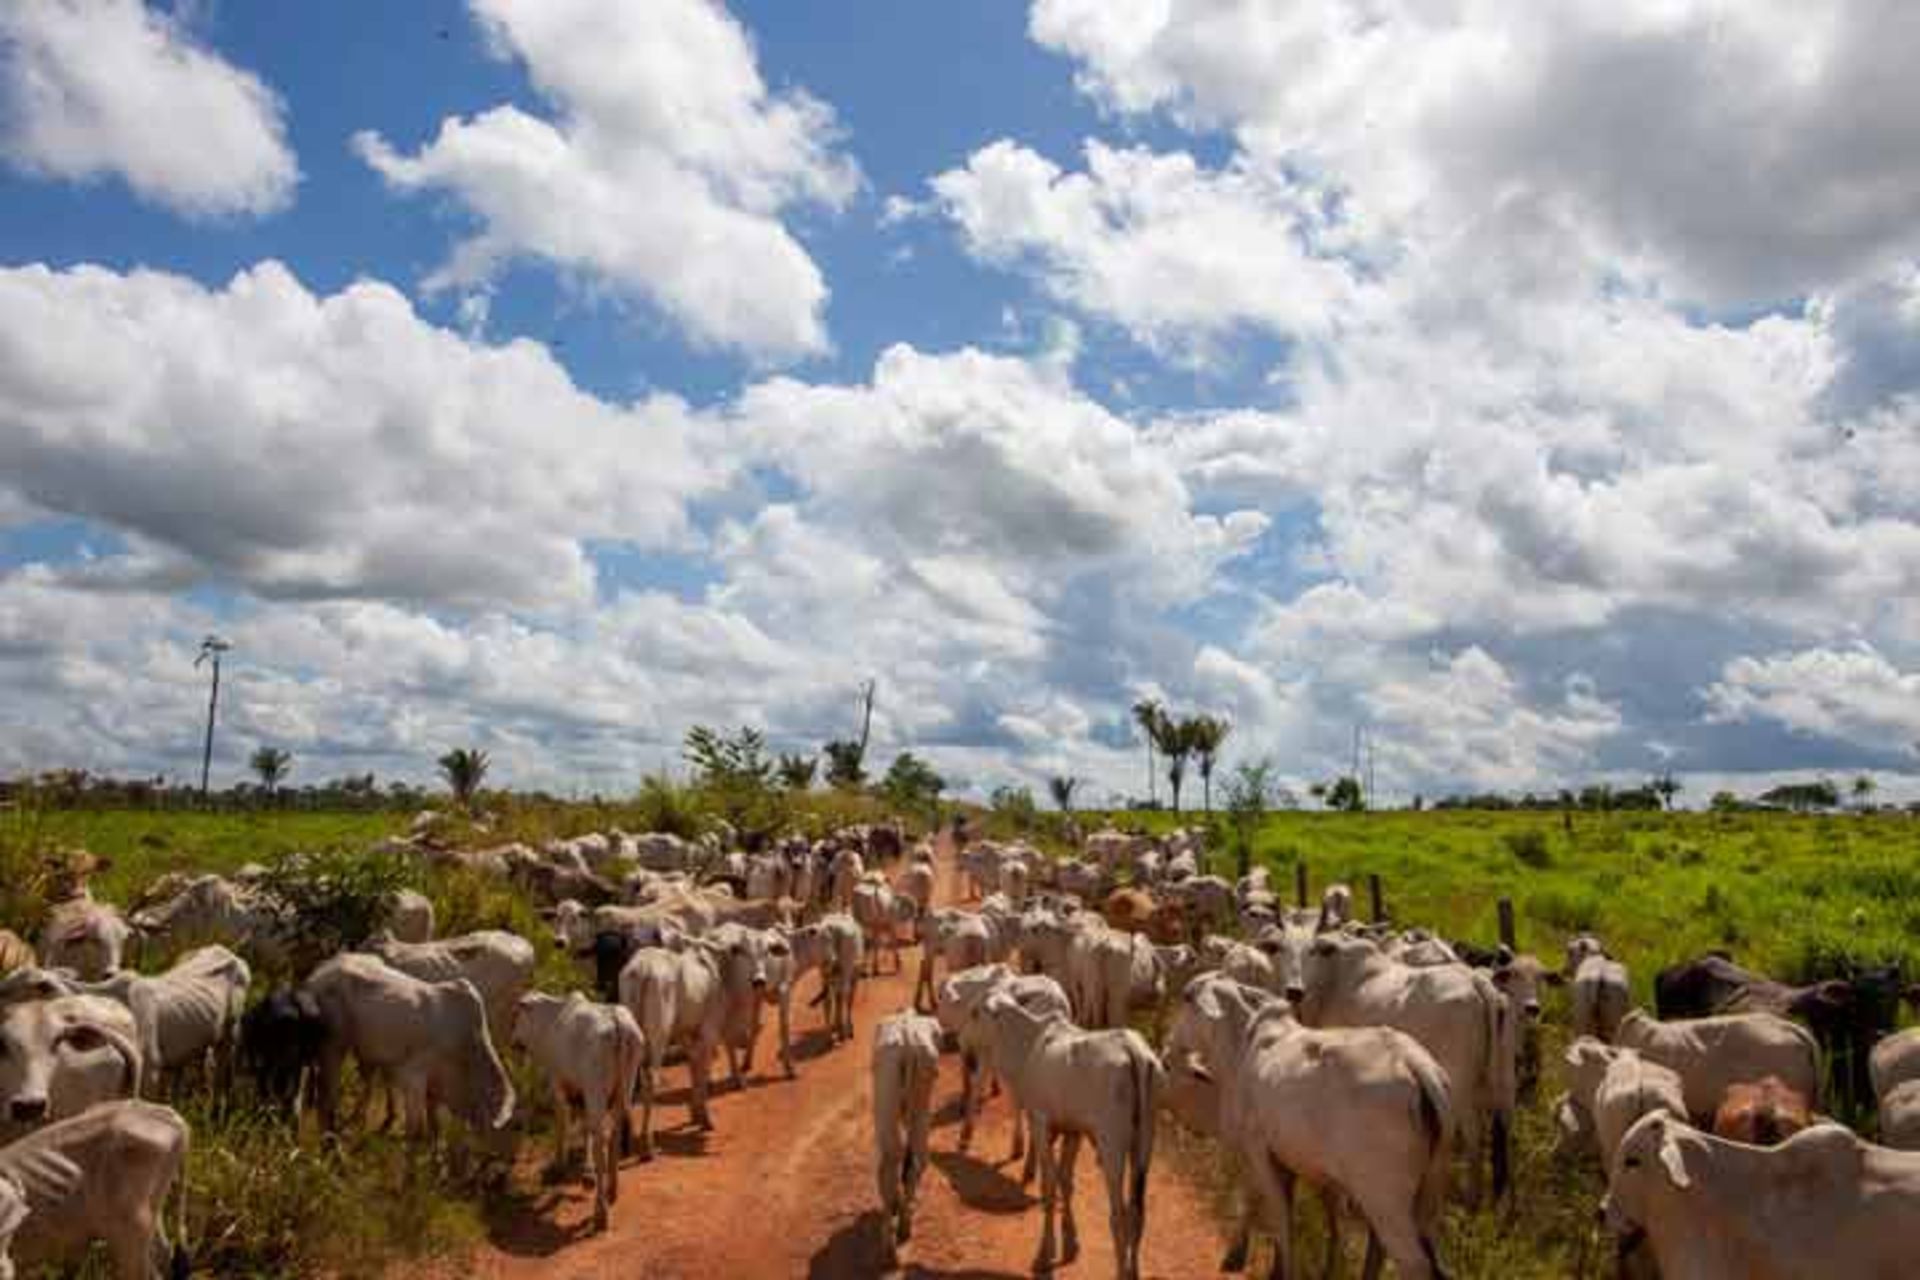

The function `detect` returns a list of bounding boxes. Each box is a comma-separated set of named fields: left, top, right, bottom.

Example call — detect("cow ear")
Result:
left=1657, top=1131, right=1692, bottom=1189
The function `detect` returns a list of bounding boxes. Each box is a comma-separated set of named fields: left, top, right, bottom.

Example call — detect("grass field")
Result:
left=5, top=800, right=1917, bottom=1276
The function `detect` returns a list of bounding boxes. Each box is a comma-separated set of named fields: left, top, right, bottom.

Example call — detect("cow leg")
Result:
left=548, top=1084, right=571, bottom=1176
left=1491, top=1111, right=1510, bottom=1202
left=778, top=988, right=796, bottom=1079
left=690, top=1038, right=714, bottom=1130
left=636, top=1053, right=659, bottom=1161
left=1056, top=1130, right=1083, bottom=1264
left=904, top=1083, right=932, bottom=1244
left=106, top=1206, right=155, bottom=1280
left=1097, top=1134, right=1134, bottom=1280
left=587, top=1106, right=610, bottom=1232
left=1032, top=1114, right=1058, bottom=1273
left=316, top=1041, right=347, bottom=1132
left=1241, top=1150, right=1295, bottom=1280
left=1319, top=1186, right=1342, bottom=1280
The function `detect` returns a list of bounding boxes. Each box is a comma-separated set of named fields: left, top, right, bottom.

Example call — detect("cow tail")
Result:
left=1482, top=978, right=1514, bottom=1200
left=1411, top=1051, right=1454, bottom=1237
left=170, top=1119, right=192, bottom=1280
left=1128, top=1040, right=1162, bottom=1259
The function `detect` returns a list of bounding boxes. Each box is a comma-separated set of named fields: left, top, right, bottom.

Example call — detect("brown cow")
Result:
left=1712, top=1075, right=1813, bottom=1146
left=0, top=931, right=32, bottom=977
left=1102, top=888, right=1157, bottom=935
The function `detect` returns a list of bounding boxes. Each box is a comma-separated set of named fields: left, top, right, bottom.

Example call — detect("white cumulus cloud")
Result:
left=355, top=0, right=858, bottom=361
left=0, top=0, right=296, bottom=218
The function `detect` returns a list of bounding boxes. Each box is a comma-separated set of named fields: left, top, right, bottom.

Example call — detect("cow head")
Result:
left=0, top=997, right=142, bottom=1126
left=1603, top=1112, right=1697, bottom=1250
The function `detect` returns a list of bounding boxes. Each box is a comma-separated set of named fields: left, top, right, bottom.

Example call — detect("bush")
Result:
left=631, top=772, right=707, bottom=839
left=1503, top=829, right=1553, bottom=869
left=1525, top=885, right=1602, bottom=932
left=255, top=845, right=415, bottom=975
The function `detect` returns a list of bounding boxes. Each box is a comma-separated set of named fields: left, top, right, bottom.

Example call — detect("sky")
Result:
left=2, top=0, right=1919, bottom=806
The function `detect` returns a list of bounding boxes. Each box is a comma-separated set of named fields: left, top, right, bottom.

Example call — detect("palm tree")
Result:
left=1187, top=715, right=1231, bottom=814
left=1131, top=697, right=1164, bottom=807
left=249, top=746, right=291, bottom=799
left=1047, top=775, right=1079, bottom=816
left=1158, top=716, right=1198, bottom=813
left=776, top=752, right=818, bottom=791
left=1853, top=774, right=1877, bottom=812
left=437, top=747, right=490, bottom=811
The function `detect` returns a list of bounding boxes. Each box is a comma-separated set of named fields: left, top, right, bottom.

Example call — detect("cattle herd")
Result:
left=0, top=820, right=1918, bottom=1278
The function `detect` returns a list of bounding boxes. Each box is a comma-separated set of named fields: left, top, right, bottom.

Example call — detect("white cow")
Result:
left=1566, top=936, right=1631, bottom=1043
left=384, top=890, right=436, bottom=944
left=936, top=964, right=1071, bottom=1165
left=808, top=913, right=865, bottom=1045
left=511, top=993, right=647, bottom=1232
left=1318, top=883, right=1355, bottom=930
left=1299, top=934, right=1516, bottom=1202
left=913, top=909, right=991, bottom=1014
left=852, top=881, right=910, bottom=976
left=1603, top=1112, right=1920, bottom=1279
left=871, top=1011, right=942, bottom=1266
left=618, top=935, right=764, bottom=1155
left=830, top=847, right=865, bottom=910
left=0, top=995, right=142, bottom=1132
left=0, top=1100, right=187, bottom=1280
left=1615, top=1009, right=1821, bottom=1122
left=39, top=899, right=130, bottom=983
left=306, top=953, right=516, bottom=1139
left=1559, top=1037, right=1688, bottom=1171
left=897, top=858, right=936, bottom=922
left=88, top=945, right=250, bottom=1094
left=1872, top=1028, right=1920, bottom=1149
left=977, top=992, right=1162, bottom=1280
left=1166, top=974, right=1453, bottom=1280
left=365, top=929, right=535, bottom=1039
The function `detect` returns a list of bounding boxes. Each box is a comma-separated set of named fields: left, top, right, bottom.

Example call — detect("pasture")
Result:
left=2, top=798, right=1915, bottom=1277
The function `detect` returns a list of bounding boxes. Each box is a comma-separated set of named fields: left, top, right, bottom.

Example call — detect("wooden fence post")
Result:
left=1497, top=898, right=1516, bottom=951
left=1369, top=873, right=1384, bottom=923
left=1295, top=860, right=1309, bottom=909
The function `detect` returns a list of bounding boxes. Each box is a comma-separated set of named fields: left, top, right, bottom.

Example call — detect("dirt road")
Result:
left=447, top=841, right=1225, bottom=1279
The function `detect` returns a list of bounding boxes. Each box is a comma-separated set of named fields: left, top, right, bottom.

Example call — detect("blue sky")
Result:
left=2, top=0, right=1919, bottom=804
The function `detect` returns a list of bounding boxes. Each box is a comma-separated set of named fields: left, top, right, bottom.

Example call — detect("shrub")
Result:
left=1503, top=829, right=1553, bottom=869
left=1525, top=885, right=1602, bottom=932
left=255, top=845, right=415, bottom=975
left=631, top=772, right=706, bottom=839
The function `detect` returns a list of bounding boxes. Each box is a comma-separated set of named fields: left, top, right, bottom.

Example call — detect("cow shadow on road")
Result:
left=807, top=1211, right=1028, bottom=1280
left=930, top=1151, right=1032, bottom=1215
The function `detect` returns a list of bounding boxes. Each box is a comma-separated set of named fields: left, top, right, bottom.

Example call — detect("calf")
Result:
left=1560, top=1037, right=1688, bottom=1171
left=871, top=1011, right=942, bottom=1266
left=978, top=991, right=1162, bottom=1280
left=1711, top=1075, right=1812, bottom=1146
left=618, top=935, right=763, bottom=1155
left=1603, top=1113, right=1920, bottom=1279
left=0, top=995, right=142, bottom=1132
left=305, top=953, right=516, bottom=1140
left=1615, top=1008, right=1821, bottom=1122
left=0, top=1100, right=188, bottom=1280
left=240, top=988, right=326, bottom=1116
left=511, top=993, right=647, bottom=1232
left=1167, top=975, right=1451, bottom=1280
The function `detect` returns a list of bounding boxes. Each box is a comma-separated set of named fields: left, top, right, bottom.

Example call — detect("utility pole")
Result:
left=856, top=678, right=876, bottom=760
left=195, top=635, right=231, bottom=801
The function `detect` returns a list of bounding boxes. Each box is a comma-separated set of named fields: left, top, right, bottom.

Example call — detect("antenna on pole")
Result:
left=195, top=635, right=231, bottom=802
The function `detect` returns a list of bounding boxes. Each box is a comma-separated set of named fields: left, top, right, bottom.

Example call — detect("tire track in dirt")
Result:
left=428, top=836, right=1224, bottom=1279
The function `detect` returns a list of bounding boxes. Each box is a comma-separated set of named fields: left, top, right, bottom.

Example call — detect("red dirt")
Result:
left=418, top=839, right=1225, bottom=1279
